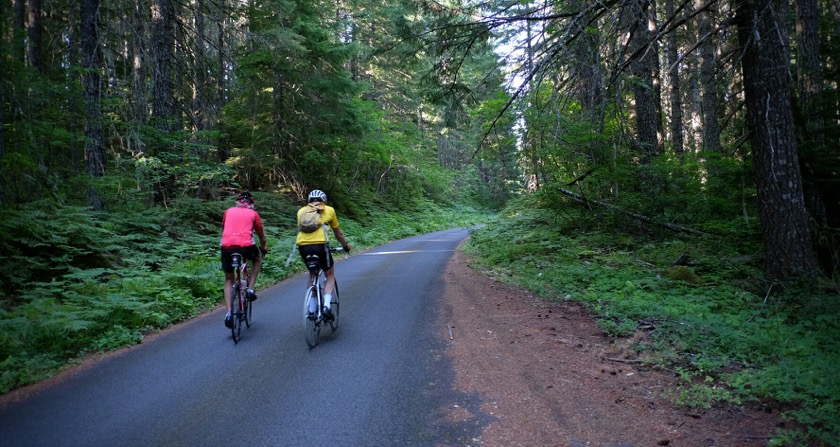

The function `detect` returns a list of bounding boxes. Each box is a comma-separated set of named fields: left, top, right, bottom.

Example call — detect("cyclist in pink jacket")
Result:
left=220, top=191, right=267, bottom=328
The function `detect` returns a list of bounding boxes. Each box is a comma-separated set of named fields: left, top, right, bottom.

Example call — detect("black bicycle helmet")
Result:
left=308, top=189, right=327, bottom=203
left=237, top=191, right=254, bottom=204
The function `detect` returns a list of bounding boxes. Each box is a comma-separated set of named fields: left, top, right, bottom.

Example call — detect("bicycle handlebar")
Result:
left=330, top=246, right=352, bottom=255
left=285, top=244, right=348, bottom=268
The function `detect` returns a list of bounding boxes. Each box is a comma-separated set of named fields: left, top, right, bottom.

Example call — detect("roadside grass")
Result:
left=0, top=196, right=490, bottom=394
left=463, top=206, right=840, bottom=446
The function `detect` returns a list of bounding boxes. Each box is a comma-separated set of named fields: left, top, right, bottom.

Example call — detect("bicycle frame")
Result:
left=304, top=261, right=327, bottom=320
left=230, top=253, right=252, bottom=343
left=303, top=246, right=343, bottom=349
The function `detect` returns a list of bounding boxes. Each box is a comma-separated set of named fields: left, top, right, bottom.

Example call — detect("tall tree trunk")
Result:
left=834, top=0, right=840, bottom=39
left=191, top=0, right=212, bottom=200
left=149, top=0, right=175, bottom=204
left=0, top=0, right=6, bottom=162
left=0, top=88, right=4, bottom=163
left=523, top=1, right=540, bottom=191
left=795, top=0, right=821, bottom=133
left=687, top=33, right=702, bottom=153
left=678, top=4, right=701, bottom=153
left=795, top=0, right=835, bottom=275
left=27, top=0, right=43, bottom=71
left=132, top=0, right=149, bottom=143
left=216, top=7, right=229, bottom=162
left=349, top=20, right=359, bottom=82
left=13, top=0, right=25, bottom=64
left=192, top=0, right=206, bottom=138
left=80, top=0, right=104, bottom=210
left=696, top=0, right=722, bottom=155
left=67, top=0, right=82, bottom=173
left=628, top=0, right=659, bottom=162
left=665, top=0, right=684, bottom=153
left=273, top=68, right=286, bottom=182
left=174, top=5, right=186, bottom=133
left=736, top=0, right=816, bottom=281
left=571, top=0, right=605, bottom=131
left=650, top=0, right=663, bottom=151
left=151, top=0, right=174, bottom=136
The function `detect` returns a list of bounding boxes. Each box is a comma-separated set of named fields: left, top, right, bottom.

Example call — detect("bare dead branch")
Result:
left=557, top=187, right=712, bottom=236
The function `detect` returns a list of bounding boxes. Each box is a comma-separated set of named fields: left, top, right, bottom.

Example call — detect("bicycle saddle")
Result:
left=304, top=254, right=320, bottom=270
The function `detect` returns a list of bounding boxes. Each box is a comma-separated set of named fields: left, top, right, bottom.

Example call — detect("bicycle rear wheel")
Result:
left=303, top=286, right=320, bottom=349
left=231, top=284, right=243, bottom=343
left=328, top=282, right=340, bottom=332
left=244, top=292, right=252, bottom=328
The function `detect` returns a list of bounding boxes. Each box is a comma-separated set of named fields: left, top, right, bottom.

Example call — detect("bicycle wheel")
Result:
left=231, top=284, right=242, bottom=343
left=243, top=268, right=252, bottom=328
left=328, top=282, right=340, bottom=332
left=303, top=286, right=320, bottom=349
left=244, top=293, right=252, bottom=328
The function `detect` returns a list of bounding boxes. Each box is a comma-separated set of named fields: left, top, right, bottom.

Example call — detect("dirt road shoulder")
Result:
left=439, top=248, right=781, bottom=447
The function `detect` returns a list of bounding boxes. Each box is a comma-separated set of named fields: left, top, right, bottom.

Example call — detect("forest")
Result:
left=1, top=0, right=838, bottom=444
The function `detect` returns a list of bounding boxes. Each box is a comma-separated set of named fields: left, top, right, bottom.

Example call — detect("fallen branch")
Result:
left=565, top=168, right=598, bottom=187
left=557, top=187, right=712, bottom=237
left=603, top=357, right=645, bottom=364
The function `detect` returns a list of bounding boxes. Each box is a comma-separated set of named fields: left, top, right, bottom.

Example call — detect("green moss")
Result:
left=662, top=265, right=703, bottom=285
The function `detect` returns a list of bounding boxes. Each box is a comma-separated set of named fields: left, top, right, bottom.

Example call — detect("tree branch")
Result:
left=557, top=187, right=712, bottom=236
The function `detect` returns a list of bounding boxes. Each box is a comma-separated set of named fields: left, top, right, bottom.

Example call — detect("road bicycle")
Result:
left=303, top=246, right=344, bottom=349
left=229, top=252, right=254, bottom=344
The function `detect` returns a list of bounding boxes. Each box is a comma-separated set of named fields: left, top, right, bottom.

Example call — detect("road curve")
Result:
left=0, top=228, right=486, bottom=447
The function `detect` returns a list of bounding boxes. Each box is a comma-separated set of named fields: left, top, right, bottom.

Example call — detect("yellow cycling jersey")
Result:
left=296, top=204, right=339, bottom=245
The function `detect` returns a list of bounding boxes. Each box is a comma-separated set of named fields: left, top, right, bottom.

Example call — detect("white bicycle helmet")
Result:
left=308, top=189, right=327, bottom=203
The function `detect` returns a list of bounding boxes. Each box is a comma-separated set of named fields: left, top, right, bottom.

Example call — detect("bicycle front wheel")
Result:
left=303, top=286, right=320, bottom=349
left=328, top=282, right=340, bottom=332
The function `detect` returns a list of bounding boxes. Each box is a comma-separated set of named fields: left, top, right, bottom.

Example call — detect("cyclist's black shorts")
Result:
left=298, top=244, right=333, bottom=272
left=221, top=245, right=261, bottom=273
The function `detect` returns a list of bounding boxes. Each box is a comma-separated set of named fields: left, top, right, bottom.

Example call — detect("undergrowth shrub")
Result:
left=0, top=201, right=235, bottom=393
left=465, top=200, right=840, bottom=445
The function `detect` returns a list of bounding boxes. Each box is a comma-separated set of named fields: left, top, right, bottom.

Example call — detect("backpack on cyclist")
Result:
left=298, top=202, right=324, bottom=233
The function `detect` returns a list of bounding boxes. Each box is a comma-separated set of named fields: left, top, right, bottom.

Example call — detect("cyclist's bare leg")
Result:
left=223, top=271, right=235, bottom=313
left=248, top=257, right=261, bottom=289
left=324, top=266, right=337, bottom=296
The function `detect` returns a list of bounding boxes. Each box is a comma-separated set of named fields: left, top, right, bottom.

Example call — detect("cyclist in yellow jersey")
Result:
left=297, top=189, right=351, bottom=316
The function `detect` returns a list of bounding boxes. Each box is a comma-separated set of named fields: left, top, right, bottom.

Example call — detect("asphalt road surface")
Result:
left=0, top=228, right=485, bottom=447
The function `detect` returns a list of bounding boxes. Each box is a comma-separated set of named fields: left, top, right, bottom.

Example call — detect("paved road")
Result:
left=0, top=228, right=486, bottom=447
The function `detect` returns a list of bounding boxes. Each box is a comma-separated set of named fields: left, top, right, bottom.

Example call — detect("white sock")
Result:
left=323, top=294, right=332, bottom=309
left=308, top=297, right=317, bottom=313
